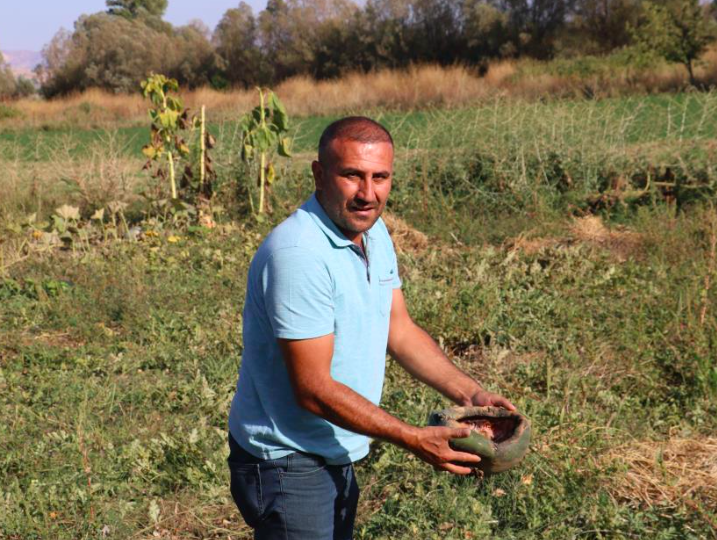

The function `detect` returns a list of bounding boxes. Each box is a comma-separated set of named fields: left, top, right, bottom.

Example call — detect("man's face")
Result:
left=312, top=138, right=393, bottom=245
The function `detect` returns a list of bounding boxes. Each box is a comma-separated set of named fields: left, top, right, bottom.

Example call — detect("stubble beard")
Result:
left=319, top=193, right=385, bottom=237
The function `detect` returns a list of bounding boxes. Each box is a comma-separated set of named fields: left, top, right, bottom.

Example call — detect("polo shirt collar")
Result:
left=303, top=193, right=356, bottom=248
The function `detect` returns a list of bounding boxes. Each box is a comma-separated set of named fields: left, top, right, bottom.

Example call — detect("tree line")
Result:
left=5, top=0, right=717, bottom=99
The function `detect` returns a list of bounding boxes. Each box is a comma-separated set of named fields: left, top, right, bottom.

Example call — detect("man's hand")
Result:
left=405, top=426, right=482, bottom=475
left=466, top=388, right=516, bottom=411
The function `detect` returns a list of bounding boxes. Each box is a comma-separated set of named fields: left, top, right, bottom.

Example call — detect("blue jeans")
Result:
left=228, top=433, right=360, bottom=540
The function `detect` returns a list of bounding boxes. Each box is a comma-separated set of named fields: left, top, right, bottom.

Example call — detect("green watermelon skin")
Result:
left=451, top=432, right=496, bottom=459
left=428, top=406, right=531, bottom=475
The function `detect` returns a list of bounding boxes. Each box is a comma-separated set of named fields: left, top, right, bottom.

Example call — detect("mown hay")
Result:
left=506, top=234, right=560, bottom=255
left=383, top=213, right=429, bottom=254
left=508, top=215, right=642, bottom=261
left=604, top=437, right=717, bottom=509
left=571, top=216, right=643, bottom=261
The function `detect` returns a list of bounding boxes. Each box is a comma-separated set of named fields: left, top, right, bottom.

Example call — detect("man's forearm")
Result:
left=294, top=375, right=483, bottom=475
left=295, top=376, right=421, bottom=450
left=279, top=333, right=491, bottom=473
left=388, top=321, right=482, bottom=405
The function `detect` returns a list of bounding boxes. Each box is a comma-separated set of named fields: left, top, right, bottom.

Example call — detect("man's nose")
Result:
left=356, top=177, right=376, bottom=202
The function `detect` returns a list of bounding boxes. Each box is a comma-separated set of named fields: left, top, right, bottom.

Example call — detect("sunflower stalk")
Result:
left=239, top=87, right=293, bottom=216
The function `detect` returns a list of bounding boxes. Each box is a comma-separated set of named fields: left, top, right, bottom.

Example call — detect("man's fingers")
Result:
left=448, top=450, right=481, bottom=464
left=470, top=390, right=517, bottom=411
left=450, top=427, right=472, bottom=439
left=440, top=462, right=476, bottom=475
left=444, top=429, right=482, bottom=463
left=494, top=396, right=517, bottom=411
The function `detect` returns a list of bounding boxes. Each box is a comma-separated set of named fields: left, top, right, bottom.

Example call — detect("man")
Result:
left=227, top=117, right=514, bottom=539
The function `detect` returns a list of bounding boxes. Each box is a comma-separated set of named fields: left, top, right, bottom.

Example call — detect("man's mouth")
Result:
left=349, top=206, right=376, bottom=216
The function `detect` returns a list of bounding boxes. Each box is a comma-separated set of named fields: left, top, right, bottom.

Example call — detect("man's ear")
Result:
left=311, top=160, right=323, bottom=192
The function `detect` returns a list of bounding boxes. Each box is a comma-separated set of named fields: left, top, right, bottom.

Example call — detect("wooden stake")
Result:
left=200, top=105, right=206, bottom=191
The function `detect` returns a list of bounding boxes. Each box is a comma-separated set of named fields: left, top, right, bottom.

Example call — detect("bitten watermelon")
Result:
left=428, top=406, right=531, bottom=474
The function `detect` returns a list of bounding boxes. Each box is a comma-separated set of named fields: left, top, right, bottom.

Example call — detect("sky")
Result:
left=0, top=0, right=268, bottom=51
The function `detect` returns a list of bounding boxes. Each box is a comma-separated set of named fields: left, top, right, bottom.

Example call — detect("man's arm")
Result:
left=278, top=335, right=482, bottom=475
left=387, top=288, right=516, bottom=410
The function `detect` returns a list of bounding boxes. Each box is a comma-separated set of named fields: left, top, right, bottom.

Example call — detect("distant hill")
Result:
left=1, top=50, right=42, bottom=80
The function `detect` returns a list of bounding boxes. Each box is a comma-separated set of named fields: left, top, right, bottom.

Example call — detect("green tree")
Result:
left=633, top=0, right=715, bottom=86
left=37, top=13, right=215, bottom=97
left=0, top=51, right=17, bottom=98
left=257, top=0, right=356, bottom=81
left=347, top=0, right=414, bottom=70
left=213, top=2, right=264, bottom=86
left=35, top=28, right=82, bottom=97
left=498, top=0, right=576, bottom=58
left=569, top=0, right=642, bottom=53
left=168, top=23, right=218, bottom=87
left=406, top=0, right=466, bottom=65
left=462, top=0, right=511, bottom=60
left=14, top=77, right=36, bottom=97
left=106, top=0, right=168, bottom=19
left=257, top=0, right=313, bottom=81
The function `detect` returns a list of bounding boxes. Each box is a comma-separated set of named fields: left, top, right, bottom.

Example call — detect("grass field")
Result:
left=1, top=89, right=716, bottom=539
left=2, top=92, right=717, bottom=161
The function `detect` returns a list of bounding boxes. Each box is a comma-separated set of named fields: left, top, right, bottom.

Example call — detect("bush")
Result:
left=37, top=13, right=217, bottom=97
left=0, top=104, right=22, bottom=120
left=0, top=54, right=16, bottom=99
left=14, top=77, right=36, bottom=98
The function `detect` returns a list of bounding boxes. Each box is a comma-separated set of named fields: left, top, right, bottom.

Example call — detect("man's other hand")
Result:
left=406, top=426, right=482, bottom=475
left=468, top=389, right=516, bottom=411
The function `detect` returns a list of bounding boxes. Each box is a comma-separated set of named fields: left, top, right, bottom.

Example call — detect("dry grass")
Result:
left=507, top=234, right=561, bottom=255
left=0, top=151, right=141, bottom=220
left=0, top=143, right=142, bottom=273
left=277, top=64, right=496, bottom=114
left=508, top=215, right=643, bottom=261
left=502, top=47, right=717, bottom=100
left=569, top=215, right=643, bottom=260
left=603, top=437, right=717, bottom=514
left=5, top=47, right=717, bottom=128
left=383, top=212, right=429, bottom=254
left=130, top=497, right=250, bottom=539
left=0, top=130, right=143, bottom=246
left=8, top=88, right=148, bottom=127
left=6, top=65, right=494, bottom=128
left=506, top=60, right=689, bottom=101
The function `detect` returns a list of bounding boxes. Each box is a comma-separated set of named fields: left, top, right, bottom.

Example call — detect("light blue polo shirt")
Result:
left=228, top=193, right=401, bottom=465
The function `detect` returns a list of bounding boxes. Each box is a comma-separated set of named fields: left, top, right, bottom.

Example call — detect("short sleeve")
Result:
left=378, top=218, right=402, bottom=289
left=390, top=247, right=402, bottom=289
left=262, top=247, right=335, bottom=340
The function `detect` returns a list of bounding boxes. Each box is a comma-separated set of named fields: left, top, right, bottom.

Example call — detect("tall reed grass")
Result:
left=3, top=48, right=717, bottom=129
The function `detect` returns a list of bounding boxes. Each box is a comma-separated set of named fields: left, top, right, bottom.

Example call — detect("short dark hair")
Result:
left=318, top=116, right=394, bottom=164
